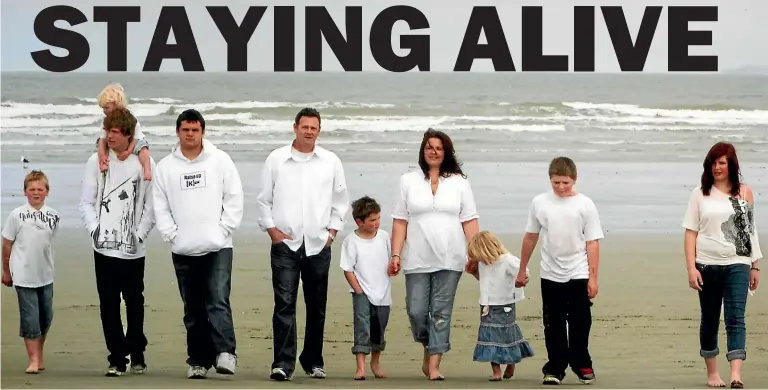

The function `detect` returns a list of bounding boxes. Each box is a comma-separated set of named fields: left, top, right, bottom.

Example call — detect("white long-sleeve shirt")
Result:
left=256, top=144, right=350, bottom=256
left=78, top=150, right=155, bottom=259
left=152, top=139, right=244, bottom=256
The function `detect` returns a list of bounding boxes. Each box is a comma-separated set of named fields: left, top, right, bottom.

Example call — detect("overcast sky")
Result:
left=1, top=0, right=765, bottom=72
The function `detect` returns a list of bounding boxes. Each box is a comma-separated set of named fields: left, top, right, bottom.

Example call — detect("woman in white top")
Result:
left=388, top=129, right=479, bottom=381
left=682, top=142, right=761, bottom=389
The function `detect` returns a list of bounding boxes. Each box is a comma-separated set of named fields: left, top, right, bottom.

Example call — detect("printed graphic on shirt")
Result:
left=180, top=171, right=207, bottom=190
left=722, top=197, right=754, bottom=257
left=19, top=209, right=60, bottom=232
left=93, top=176, right=141, bottom=254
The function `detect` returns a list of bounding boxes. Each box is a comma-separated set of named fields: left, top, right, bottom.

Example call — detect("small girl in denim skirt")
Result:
left=465, top=231, right=535, bottom=381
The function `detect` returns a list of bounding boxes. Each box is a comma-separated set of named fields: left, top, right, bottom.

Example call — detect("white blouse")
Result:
left=392, top=171, right=479, bottom=273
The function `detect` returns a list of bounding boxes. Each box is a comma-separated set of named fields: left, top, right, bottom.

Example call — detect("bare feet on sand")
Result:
left=707, top=373, right=726, bottom=388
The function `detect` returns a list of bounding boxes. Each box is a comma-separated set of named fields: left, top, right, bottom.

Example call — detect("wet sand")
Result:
left=2, top=230, right=767, bottom=389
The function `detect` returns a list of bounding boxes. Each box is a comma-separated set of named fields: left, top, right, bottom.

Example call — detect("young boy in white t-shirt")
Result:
left=515, top=157, right=604, bottom=386
left=339, top=196, right=392, bottom=381
left=2, top=170, right=61, bottom=374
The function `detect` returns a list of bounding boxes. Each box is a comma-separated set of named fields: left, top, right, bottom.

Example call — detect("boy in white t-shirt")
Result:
left=515, top=157, right=604, bottom=386
left=95, top=83, right=153, bottom=181
left=339, top=196, right=392, bottom=381
left=2, top=170, right=61, bottom=374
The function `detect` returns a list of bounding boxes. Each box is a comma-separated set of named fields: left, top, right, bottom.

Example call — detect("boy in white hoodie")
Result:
left=152, top=109, right=244, bottom=380
left=78, top=107, right=156, bottom=377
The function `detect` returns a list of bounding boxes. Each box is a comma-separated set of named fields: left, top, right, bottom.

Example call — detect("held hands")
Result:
left=514, top=269, right=529, bottom=288
left=388, top=255, right=401, bottom=276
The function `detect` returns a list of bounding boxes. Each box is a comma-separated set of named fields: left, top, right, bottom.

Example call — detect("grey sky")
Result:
left=1, top=0, right=765, bottom=72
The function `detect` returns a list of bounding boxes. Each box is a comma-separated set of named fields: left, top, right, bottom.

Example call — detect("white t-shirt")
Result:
left=682, top=185, right=762, bottom=265
left=392, top=171, right=479, bottom=274
left=79, top=150, right=156, bottom=259
left=339, top=229, right=392, bottom=306
left=525, top=191, right=604, bottom=283
left=478, top=253, right=528, bottom=306
left=2, top=203, right=61, bottom=288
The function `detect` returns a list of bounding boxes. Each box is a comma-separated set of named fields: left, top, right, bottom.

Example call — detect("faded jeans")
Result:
left=172, top=248, right=236, bottom=369
left=696, top=263, right=750, bottom=361
left=405, top=270, right=462, bottom=355
left=351, top=292, right=390, bottom=355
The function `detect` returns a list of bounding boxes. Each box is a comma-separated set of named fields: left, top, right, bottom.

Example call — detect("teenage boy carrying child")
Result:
left=339, top=196, right=392, bottom=381
left=516, top=157, right=604, bottom=386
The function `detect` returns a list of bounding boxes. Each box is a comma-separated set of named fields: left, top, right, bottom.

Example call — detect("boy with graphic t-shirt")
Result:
left=339, top=196, right=392, bottom=381
left=515, top=157, right=604, bottom=386
left=2, top=170, right=61, bottom=375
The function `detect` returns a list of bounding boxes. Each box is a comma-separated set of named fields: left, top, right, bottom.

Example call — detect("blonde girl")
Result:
left=466, top=231, right=534, bottom=381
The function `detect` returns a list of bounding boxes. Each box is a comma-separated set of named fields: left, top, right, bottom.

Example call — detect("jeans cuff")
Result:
left=352, top=345, right=372, bottom=355
left=371, top=342, right=386, bottom=352
left=726, top=349, right=746, bottom=361
left=700, top=347, right=719, bottom=358
left=426, top=342, right=450, bottom=355
left=19, top=330, right=42, bottom=339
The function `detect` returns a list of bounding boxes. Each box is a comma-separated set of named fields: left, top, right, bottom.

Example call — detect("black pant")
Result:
left=172, top=248, right=236, bottom=369
left=270, top=242, right=332, bottom=376
left=93, top=251, right=147, bottom=368
left=541, top=278, right=593, bottom=380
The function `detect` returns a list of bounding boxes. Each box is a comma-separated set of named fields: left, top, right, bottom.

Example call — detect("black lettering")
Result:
left=30, top=6, right=89, bottom=72
left=601, top=6, right=662, bottom=71
left=369, top=5, right=430, bottom=72
left=454, top=7, right=514, bottom=71
left=274, top=6, right=295, bottom=71
left=143, top=6, right=204, bottom=71
left=94, top=6, right=141, bottom=72
left=207, top=6, right=266, bottom=71
left=668, top=6, right=718, bottom=71
left=521, top=7, right=568, bottom=71
left=573, top=6, right=595, bottom=72
left=305, top=6, right=363, bottom=71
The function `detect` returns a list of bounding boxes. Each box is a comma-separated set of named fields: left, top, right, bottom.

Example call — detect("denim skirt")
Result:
left=473, top=304, right=535, bottom=365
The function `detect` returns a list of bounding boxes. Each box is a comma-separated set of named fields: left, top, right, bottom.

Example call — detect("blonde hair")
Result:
left=467, top=231, right=508, bottom=264
left=24, top=170, right=49, bottom=191
left=97, top=83, right=127, bottom=109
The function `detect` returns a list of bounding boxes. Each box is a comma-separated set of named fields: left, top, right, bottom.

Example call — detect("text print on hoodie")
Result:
left=152, top=139, right=244, bottom=256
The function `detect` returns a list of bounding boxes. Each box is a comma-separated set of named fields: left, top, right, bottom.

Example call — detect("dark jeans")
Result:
left=351, top=292, right=390, bottom=355
left=172, top=248, right=236, bottom=369
left=93, top=251, right=147, bottom=368
left=696, top=263, right=750, bottom=361
left=270, top=242, right=332, bottom=376
left=541, top=278, right=593, bottom=380
left=16, top=283, right=54, bottom=339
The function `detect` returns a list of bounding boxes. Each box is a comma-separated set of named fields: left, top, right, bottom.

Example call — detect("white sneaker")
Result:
left=215, top=352, right=237, bottom=375
left=270, top=367, right=291, bottom=381
left=187, top=365, right=208, bottom=379
left=307, top=366, right=326, bottom=378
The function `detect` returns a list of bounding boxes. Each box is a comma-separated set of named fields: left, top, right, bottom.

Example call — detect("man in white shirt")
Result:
left=152, top=109, right=244, bottom=380
left=78, top=107, right=156, bottom=377
left=256, top=107, right=350, bottom=381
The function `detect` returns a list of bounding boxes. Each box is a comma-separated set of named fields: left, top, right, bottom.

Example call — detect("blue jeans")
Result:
left=404, top=270, right=462, bottom=355
left=172, top=248, right=236, bottom=369
left=16, top=283, right=54, bottom=339
left=696, top=263, right=750, bottom=361
left=351, top=292, right=390, bottom=355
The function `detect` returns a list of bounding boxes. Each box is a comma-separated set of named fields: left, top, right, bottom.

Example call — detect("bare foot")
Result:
left=25, top=362, right=40, bottom=374
left=422, top=350, right=429, bottom=377
left=354, top=368, right=366, bottom=380
left=429, top=369, right=445, bottom=381
left=371, top=362, right=385, bottom=378
left=503, top=364, right=515, bottom=379
left=707, top=373, right=726, bottom=388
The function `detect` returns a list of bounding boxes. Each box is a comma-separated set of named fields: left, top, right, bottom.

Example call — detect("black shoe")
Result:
left=575, top=368, right=595, bottom=384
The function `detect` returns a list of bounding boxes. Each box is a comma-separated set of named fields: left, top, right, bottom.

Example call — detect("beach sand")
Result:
left=2, top=230, right=766, bottom=389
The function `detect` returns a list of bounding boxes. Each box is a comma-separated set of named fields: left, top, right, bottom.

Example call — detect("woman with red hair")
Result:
left=682, top=142, right=761, bottom=389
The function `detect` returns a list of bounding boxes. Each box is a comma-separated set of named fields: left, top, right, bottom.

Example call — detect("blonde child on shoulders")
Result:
left=465, top=231, right=535, bottom=381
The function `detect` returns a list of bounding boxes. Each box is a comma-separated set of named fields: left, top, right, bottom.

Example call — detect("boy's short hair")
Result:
left=548, top=156, right=577, bottom=179
left=103, top=107, right=137, bottom=138
left=24, top=170, right=49, bottom=191
left=351, top=196, right=381, bottom=221
left=97, top=83, right=127, bottom=109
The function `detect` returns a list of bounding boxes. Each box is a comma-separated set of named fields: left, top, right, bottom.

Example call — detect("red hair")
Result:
left=701, top=142, right=742, bottom=197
